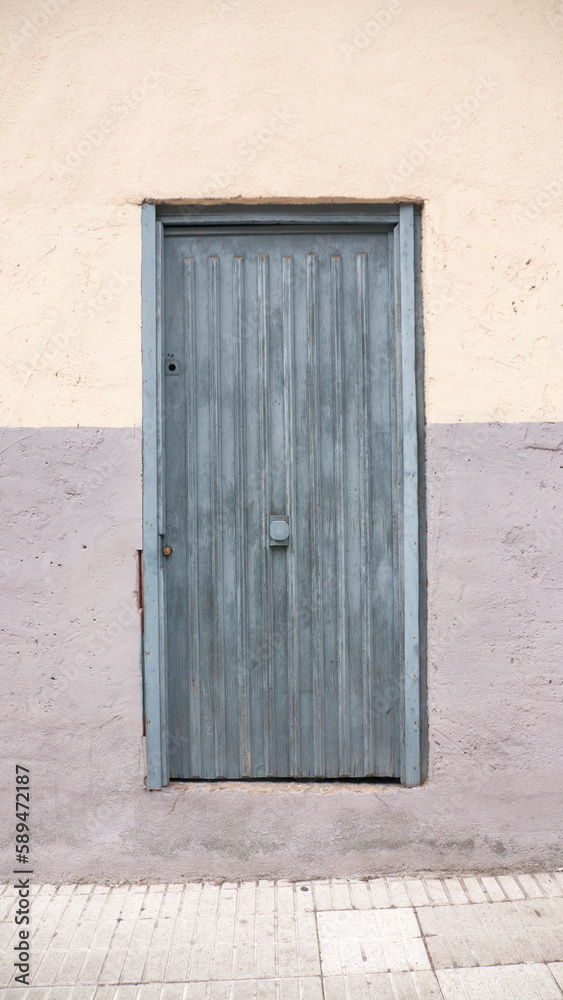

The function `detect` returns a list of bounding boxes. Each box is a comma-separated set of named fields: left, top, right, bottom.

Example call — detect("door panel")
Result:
left=163, top=227, right=400, bottom=779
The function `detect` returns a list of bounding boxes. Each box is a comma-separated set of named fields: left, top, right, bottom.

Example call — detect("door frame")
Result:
left=141, top=202, right=424, bottom=789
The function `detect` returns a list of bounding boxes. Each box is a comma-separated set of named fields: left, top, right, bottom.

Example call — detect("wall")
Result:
left=1, top=0, right=562, bottom=879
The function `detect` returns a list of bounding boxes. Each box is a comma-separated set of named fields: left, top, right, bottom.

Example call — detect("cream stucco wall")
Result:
left=1, top=0, right=562, bottom=427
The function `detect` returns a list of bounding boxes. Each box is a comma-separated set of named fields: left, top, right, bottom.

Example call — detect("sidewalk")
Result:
left=2, top=873, right=563, bottom=999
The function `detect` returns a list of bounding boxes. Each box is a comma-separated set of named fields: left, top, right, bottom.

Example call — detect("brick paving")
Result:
left=1, top=873, right=563, bottom=998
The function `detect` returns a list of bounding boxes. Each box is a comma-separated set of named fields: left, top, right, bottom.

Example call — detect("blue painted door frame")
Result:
left=141, top=202, right=422, bottom=789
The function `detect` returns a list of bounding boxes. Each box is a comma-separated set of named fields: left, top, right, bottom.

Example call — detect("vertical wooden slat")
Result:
left=209, top=255, right=225, bottom=776
left=233, top=256, right=251, bottom=776
left=357, top=252, right=374, bottom=774
left=184, top=257, right=201, bottom=777
left=331, top=256, right=348, bottom=774
left=399, top=204, right=421, bottom=786
left=307, top=253, right=324, bottom=776
left=258, top=255, right=273, bottom=775
left=282, top=256, right=299, bottom=774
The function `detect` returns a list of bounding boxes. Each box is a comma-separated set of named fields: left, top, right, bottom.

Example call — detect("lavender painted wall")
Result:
left=1, top=422, right=561, bottom=880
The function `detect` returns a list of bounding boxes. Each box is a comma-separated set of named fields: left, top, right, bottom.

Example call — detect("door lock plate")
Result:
left=269, top=518, right=290, bottom=546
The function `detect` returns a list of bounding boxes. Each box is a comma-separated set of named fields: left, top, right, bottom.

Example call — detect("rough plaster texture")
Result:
left=1, top=425, right=561, bottom=880
left=1, top=0, right=562, bottom=877
left=1, top=0, right=563, bottom=426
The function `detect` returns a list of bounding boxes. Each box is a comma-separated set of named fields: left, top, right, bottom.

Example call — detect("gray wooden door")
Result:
left=162, top=225, right=401, bottom=779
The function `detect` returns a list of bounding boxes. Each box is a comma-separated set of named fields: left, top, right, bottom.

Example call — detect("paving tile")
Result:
left=54, top=946, right=90, bottom=985
left=462, top=878, right=488, bottom=904
left=32, top=949, right=68, bottom=986
left=119, top=918, right=156, bottom=982
left=437, top=962, right=563, bottom=999
left=549, top=964, right=563, bottom=991
left=112, top=987, right=142, bottom=1000
left=209, top=884, right=238, bottom=980
left=139, top=889, right=164, bottom=920
left=403, top=879, right=431, bottom=907
left=330, top=881, right=353, bottom=910
left=277, top=882, right=321, bottom=977
left=100, top=889, right=128, bottom=921
left=323, top=971, right=443, bottom=1000
left=517, top=874, right=545, bottom=899
left=213, top=979, right=322, bottom=1000
left=50, top=897, right=90, bottom=951
left=386, top=879, right=411, bottom=908
left=159, top=987, right=186, bottom=1000
left=424, top=880, right=449, bottom=906
left=159, top=890, right=183, bottom=921
left=189, top=883, right=222, bottom=981
left=367, top=879, right=391, bottom=909
left=294, top=883, right=315, bottom=916
left=76, top=948, right=111, bottom=985
left=312, top=881, right=333, bottom=910
left=39, top=989, right=76, bottom=1000
left=443, top=878, right=469, bottom=905
left=497, top=876, right=526, bottom=901
left=317, top=908, right=430, bottom=975
left=348, top=881, right=372, bottom=910
left=418, top=899, right=563, bottom=968
left=120, top=889, right=147, bottom=921
left=4, top=990, right=40, bottom=1000
left=534, top=874, right=563, bottom=898
left=0, top=891, right=17, bottom=921
left=166, top=913, right=201, bottom=981
left=481, top=877, right=507, bottom=902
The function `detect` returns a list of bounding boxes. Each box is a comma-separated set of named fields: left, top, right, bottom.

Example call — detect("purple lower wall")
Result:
left=0, top=423, right=561, bottom=879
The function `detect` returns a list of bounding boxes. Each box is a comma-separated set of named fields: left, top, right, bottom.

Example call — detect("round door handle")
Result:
left=162, top=545, right=173, bottom=557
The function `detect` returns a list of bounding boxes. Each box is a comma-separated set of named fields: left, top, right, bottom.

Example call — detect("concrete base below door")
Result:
left=2, top=874, right=563, bottom=999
